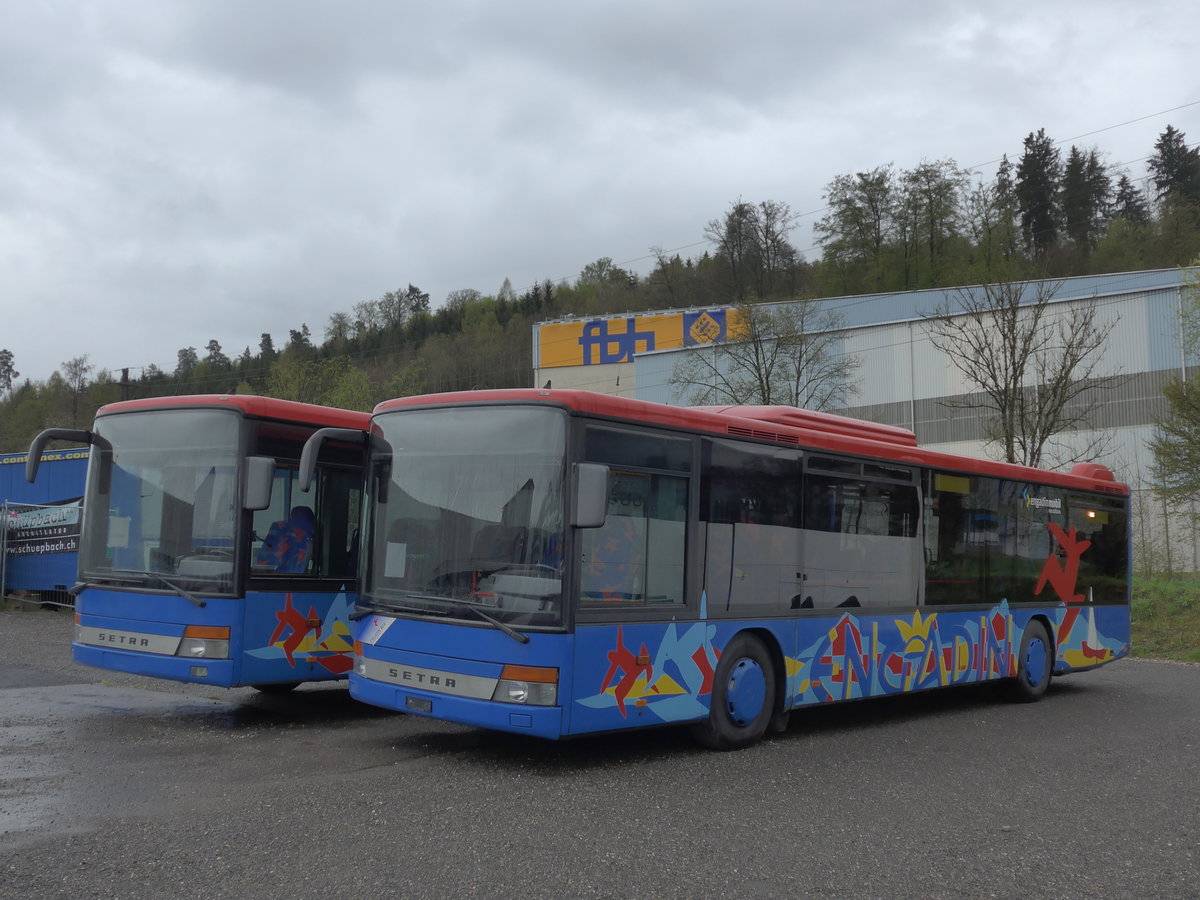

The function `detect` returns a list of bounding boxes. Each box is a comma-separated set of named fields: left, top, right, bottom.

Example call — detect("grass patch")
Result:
left=1131, top=575, right=1200, bottom=662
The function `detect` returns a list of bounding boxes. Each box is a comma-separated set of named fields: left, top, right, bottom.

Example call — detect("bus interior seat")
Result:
left=256, top=506, right=316, bottom=574
left=583, top=514, right=645, bottom=601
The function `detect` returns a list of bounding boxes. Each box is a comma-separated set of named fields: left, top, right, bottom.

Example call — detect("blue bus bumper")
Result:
left=72, top=641, right=238, bottom=687
left=349, top=672, right=564, bottom=738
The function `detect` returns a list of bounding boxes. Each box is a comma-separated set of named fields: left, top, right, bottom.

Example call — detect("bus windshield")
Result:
left=81, top=409, right=241, bottom=594
left=363, top=405, right=566, bottom=629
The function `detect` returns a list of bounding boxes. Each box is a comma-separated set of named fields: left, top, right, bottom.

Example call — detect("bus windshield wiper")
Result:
left=455, top=602, right=529, bottom=644
left=160, top=578, right=206, bottom=608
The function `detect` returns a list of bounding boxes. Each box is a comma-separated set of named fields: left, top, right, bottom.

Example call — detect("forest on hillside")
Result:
left=2, top=124, right=1200, bottom=453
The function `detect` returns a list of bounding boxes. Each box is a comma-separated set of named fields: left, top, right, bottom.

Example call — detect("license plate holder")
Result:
left=405, top=696, right=432, bottom=713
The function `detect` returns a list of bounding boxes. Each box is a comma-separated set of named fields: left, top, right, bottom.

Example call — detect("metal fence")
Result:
left=1, top=500, right=80, bottom=609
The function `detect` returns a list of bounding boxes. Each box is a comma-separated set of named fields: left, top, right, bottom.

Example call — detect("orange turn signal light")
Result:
left=499, top=664, right=558, bottom=684
left=183, top=625, right=230, bottom=640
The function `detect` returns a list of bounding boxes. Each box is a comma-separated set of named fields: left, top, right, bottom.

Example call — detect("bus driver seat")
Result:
left=256, top=506, right=316, bottom=574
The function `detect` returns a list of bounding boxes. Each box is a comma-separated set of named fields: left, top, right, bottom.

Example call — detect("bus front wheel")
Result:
left=692, top=634, right=777, bottom=751
left=1007, top=620, right=1052, bottom=703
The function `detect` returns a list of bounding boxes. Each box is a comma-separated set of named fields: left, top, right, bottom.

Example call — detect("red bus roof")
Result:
left=374, top=388, right=1128, bottom=496
left=96, top=394, right=370, bottom=430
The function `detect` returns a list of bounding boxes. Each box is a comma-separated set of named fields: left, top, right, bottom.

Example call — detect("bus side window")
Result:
left=251, top=465, right=361, bottom=580
left=581, top=469, right=687, bottom=605
left=701, top=439, right=802, bottom=616
left=580, top=425, right=690, bottom=609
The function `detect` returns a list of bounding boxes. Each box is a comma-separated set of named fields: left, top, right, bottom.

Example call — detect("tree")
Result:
left=1111, top=173, right=1150, bottom=226
left=814, top=167, right=897, bottom=290
left=1147, top=125, right=1200, bottom=205
left=288, top=324, right=313, bottom=354
left=351, top=299, right=380, bottom=337
left=1150, top=264, right=1200, bottom=510
left=204, top=339, right=230, bottom=369
left=924, top=280, right=1120, bottom=468
left=265, top=353, right=370, bottom=409
left=175, top=346, right=199, bottom=379
left=1148, top=376, right=1200, bottom=510
left=961, top=160, right=1024, bottom=283
left=669, top=299, right=860, bottom=409
left=496, top=278, right=517, bottom=304
left=1061, top=146, right=1110, bottom=252
left=60, top=354, right=94, bottom=428
left=325, top=312, right=353, bottom=344
left=0, top=349, right=17, bottom=395
left=897, top=159, right=971, bottom=287
left=705, top=199, right=801, bottom=302
left=445, top=288, right=482, bottom=311
left=1015, top=128, right=1062, bottom=257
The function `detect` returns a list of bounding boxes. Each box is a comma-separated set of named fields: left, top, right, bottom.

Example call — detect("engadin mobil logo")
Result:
left=1022, top=487, right=1062, bottom=512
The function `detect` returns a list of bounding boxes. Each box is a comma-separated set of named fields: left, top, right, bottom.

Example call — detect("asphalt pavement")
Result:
left=1, top=607, right=1197, bottom=899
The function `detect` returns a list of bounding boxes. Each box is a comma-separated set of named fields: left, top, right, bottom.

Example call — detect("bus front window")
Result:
left=365, top=406, right=566, bottom=628
left=81, top=410, right=241, bottom=594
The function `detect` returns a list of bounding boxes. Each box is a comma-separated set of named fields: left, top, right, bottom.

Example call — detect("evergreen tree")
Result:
left=288, top=324, right=313, bottom=354
left=1015, top=128, right=1062, bottom=257
left=1112, top=174, right=1150, bottom=225
left=1148, top=125, right=1200, bottom=205
left=0, top=348, right=17, bottom=394
left=204, top=339, right=231, bottom=369
left=1061, top=146, right=1110, bottom=252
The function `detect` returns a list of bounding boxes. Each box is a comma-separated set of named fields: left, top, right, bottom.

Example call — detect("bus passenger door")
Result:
left=241, top=463, right=361, bottom=686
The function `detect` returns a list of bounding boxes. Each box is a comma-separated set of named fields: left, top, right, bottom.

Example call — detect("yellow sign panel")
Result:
left=538, top=309, right=740, bottom=369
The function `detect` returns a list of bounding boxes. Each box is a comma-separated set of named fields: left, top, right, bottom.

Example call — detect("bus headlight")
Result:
left=492, top=664, right=558, bottom=706
left=174, top=625, right=230, bottom=659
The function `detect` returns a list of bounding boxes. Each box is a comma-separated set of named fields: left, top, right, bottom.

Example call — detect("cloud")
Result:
left=1, top=0, right=1198, bottom=382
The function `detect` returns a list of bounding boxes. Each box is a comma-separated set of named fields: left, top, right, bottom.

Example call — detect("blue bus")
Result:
left=321, top=389, right=1130, bottom=749
left=27, top=395, right=370, bottom=691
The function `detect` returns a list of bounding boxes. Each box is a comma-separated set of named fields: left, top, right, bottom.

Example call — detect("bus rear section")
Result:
left=344, top=390, right=1130, bottom=747
left=28, top=395, right=368, bottom=690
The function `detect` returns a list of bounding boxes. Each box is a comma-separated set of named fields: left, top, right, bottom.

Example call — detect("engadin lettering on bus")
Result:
left=1022, top=487, right=1062, bottom=512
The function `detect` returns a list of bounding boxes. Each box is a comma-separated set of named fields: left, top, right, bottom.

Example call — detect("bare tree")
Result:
left=60, top=354, right=94, bottom=428
left=669, top=300, right=860, bottom=410
left=924, top=280, right=1120, bottom=468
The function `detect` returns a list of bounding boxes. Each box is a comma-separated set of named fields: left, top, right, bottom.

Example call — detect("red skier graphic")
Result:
left=268, top=593, right=322, bottom=666
left=1035, top=522, right=1091, bottom=605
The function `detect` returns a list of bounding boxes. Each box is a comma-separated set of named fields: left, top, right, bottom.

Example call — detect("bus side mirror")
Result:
left=26, top=428, right=93, bottom=483
left=299, top=427, right=366, bottom=492
left=572, top=463, right=609, bottom=528
left=243, top=456, right=275, bottom=510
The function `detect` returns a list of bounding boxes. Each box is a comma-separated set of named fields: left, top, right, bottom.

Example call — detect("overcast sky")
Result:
left=3, top=1, right=1199, bottom=384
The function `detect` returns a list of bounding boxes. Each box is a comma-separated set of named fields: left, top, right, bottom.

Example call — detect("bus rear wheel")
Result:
left=692, top=634, right=776, bottom=751
left=1007, top=620, right=1052, bottom=703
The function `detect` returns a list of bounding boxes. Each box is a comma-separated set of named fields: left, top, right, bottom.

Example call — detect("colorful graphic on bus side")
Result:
left=244, top=589, right=356, bottom=675
left=574, top=599, right=1128, bottom=730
